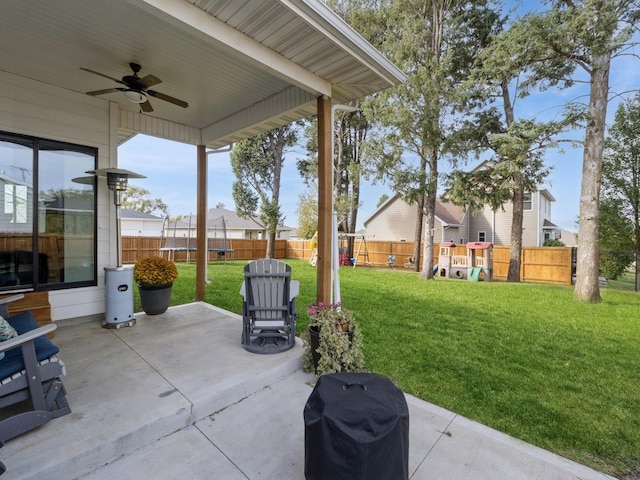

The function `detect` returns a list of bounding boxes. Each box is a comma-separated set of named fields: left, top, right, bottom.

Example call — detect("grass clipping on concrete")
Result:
left=163, top=260, right=640, bottom=478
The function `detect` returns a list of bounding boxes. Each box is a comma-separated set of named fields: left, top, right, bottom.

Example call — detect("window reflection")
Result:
left=0, top=133, right=96, bottom=289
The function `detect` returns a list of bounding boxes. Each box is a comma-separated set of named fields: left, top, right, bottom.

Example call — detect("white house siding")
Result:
left=468, top=208, right=495, bottom=244
left=0, top=72, right=115, bottom=321
left=527, top=191, right=543, bottom=246
left=538, top=193, right=554, bottom=245
left=121, top=220, right=164, bottom=237
left=166, top=227, right=249, bottom=240
left=464, top=160, right=552, bottom=246
left=439, top=226, right=462, bottom=244
left=470, top=192, right=548, bottom=247
left=365, top=200, right=417, bottom=242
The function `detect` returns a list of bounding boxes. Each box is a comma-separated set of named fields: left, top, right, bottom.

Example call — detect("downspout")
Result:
left=330, top=102, right=359, bottom=308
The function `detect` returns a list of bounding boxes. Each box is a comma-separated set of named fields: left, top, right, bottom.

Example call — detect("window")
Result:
left=478, top=231, right=486, bottom=242
left=523, top=192, right=532, bottom=211
left=0, top=132, right=97, bottom=290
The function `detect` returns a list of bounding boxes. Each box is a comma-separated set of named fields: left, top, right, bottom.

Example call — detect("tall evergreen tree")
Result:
left=298, top=111, right=369, bottom=259
left=443, top=2, right=581, bottom=281
left=599, top=94, right=640, bottom=278
left=231, top=125, right=298, bottom=258
left=492, top=0, right=639, bottom=301
left=348, top=0, right=477, bottom=278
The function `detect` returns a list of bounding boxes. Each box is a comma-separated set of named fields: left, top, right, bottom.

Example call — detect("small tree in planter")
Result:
left=302, top=302, right=365, bottom=377
left=133, top=256, right=178, bottom=315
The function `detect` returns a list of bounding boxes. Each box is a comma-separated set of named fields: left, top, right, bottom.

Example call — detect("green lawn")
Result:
left=141, top=259, right=640, bottom=478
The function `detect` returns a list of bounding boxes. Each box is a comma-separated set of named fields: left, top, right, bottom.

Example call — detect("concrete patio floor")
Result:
left=1, top=302, right=614, bottom=479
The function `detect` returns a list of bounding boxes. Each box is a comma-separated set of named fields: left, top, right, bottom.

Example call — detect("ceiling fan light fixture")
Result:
left=123, top=89, right=147, bottom=103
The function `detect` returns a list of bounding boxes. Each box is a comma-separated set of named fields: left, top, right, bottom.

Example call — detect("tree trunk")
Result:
left=412, top=195, right=424, bottom=272
left=421, top=192, right=436, bottom=280
left=507, top=179, right=524, bottom=282
left=421, top=149, right=439, bottom=279
left=574, top=52, right=611, bottom=303
left=265, top=231, right=275, bottom=258
left=348, top=182, right=359, bottom=260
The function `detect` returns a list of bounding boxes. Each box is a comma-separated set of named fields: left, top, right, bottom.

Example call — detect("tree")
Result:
left=598, top=95, right=640, bottom=278
left=444, top=118, right=576, bottom=281
left=121, top=185, right=169, bottom=217
left=297, top=187, right=318, bottom=240
left=231, top=125, right=298, bottom=258
left=298, top=111, right=369, bottom=259
left=334, top=111, right=369, bottom=257
left=443, top=3, right=580, bottom=282
left=496, top=0, right=639, bottom=301
left=598, top=197, right=634, bottom=278
left=349, top=0, right=472, bottom=278
left=377, top=194, right=390, bottom=208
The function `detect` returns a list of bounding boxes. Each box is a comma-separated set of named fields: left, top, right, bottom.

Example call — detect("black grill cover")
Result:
left=304, top=372, right=409, bottom=480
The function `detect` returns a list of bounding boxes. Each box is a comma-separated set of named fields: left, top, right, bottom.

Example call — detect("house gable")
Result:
left=363, top=194, right=467, bottom=242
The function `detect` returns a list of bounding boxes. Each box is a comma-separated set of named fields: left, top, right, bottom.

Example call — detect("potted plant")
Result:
left=133, top=256, right=178, bottom=315
left=302, top=302, right=365, bottom=377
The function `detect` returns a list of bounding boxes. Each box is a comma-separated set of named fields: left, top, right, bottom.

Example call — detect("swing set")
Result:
left=338, top=233, right=372, bottom=268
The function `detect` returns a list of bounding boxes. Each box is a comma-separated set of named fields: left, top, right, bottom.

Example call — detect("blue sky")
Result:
left=119, top=7, right=640, bottom=234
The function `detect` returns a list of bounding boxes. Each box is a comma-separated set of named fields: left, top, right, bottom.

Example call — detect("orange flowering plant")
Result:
left=133, top=256, right=178, bottom=288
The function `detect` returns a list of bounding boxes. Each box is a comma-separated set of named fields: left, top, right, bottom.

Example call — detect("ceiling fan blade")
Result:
left=140, top=99, right=154, bottom=113
left=86, top=88, right=124, bottom=96
left=80, top=68, right=125, bottom=85
left=139, top=74, right=162, bottom=88
left=147, top=90, right=188, bottom=108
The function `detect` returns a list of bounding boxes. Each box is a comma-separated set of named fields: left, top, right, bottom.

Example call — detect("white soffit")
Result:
left=136, top=0, right=333, bottom=97
left=0, top=0, right=405, bottom=148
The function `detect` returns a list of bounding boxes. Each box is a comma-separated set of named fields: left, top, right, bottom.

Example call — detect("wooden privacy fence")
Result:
left=122, top=237, right=574, bottom=285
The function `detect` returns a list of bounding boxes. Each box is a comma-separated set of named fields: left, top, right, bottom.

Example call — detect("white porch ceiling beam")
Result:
left=131, top=0, right=332, bottom=97
left=202, top=86, right=316, bottom=147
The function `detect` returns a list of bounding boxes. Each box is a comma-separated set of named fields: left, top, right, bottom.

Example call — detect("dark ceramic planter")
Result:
left=308, top=325, right=354, bottom=373
left=308, top=326, right=321, bottom=372
left=138, top=284, right=172, bottom=315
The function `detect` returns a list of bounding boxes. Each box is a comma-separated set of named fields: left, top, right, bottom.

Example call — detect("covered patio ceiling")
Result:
left=0, top=0, right=405, bottom=306
left=0, top=0, right=405, bottom=148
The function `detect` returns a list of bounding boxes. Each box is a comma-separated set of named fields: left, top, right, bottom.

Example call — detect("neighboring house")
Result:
left=120, top=210, right=165, bottom=237
left=364, top=195, right=466, bottom=244
left=557, top=228, right=578, bottom=247
left=164, top=208, right=294, bottom=241
left=364, top=190, right=561, bottom=247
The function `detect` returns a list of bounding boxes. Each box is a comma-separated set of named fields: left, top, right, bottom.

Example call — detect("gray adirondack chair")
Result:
left=0, top=295, right=71, bottom=442
left=240, top=259, right=298, bottom=354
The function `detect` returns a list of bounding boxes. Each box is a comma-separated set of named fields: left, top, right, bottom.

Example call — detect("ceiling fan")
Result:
left=81, top=62, right=188, bottom=112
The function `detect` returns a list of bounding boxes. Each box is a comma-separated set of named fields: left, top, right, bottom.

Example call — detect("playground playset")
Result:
left=437, top=241, right=493, bottom=281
